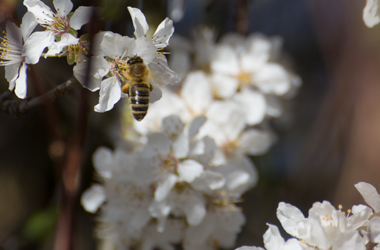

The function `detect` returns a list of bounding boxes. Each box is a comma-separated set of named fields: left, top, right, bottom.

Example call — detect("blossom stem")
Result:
left=41, top=53, right=64, bottom=57
left=0, top=76, right=79, bottom=116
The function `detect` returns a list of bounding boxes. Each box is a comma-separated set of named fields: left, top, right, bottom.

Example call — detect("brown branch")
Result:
left=0, top=76, right=79, bottom=117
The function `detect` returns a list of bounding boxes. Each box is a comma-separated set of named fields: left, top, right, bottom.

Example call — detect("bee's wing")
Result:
left=149, top=54, right=181, bottom=87
left=149, top=83, right=162, bottom=103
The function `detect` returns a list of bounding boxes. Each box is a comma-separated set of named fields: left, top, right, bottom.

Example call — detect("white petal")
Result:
left=162, top=115, right=184, bottom=137
left=263, top=224, right=285, bottom=250
left=173, top=135, right=189, bottom=159
left=238, top=129, right=272, bottom=155
left=6, top=22, right=23, bottom=48
left=188, top=116, right=207, bottom=138
left=168, top=0, right=185, bottom=22
left=152, top=18, right=174, bottom=49
left=192, top=170, right=226, bottom=191
left=253, top=63, right=292, bottom=95
left=150, top=83, right=163, bottom=103
left=210, top=45, right=240, bottom=75
left=15, top=63, right=28, bottom=99
left=94, top=77, right=121, bottom=112
left=332, top=231, right=366, bottom=250
left=23, top=31, right=55, bottom=64
left=133, top=37, right=156, bottom=65
left=182, top=195, right=206, bottom=226
left=24, top=0, right=54, bottom=25
left=46, top=33, right=78, bottom=57
left=100, top=31, right=135, bottom=59
left=283, top=239, right=308, bottom=250
left=92, top=147, right=113, bottom=178
left=70, top=6, right=94, bottom=30
left=210, top=73, right=239, bottom=99
left=368, top=216, right=380, bottom=243
left=265, top=95, right=283, bottom=117
left=5, top=63, right=20, bottom=91
left=235, top=247, right=264, bottom=250
left=233, top=89, right=266, bottom=125
left=149, top=54, right=180, bottom=86
left=177, top=160, right=204, bottom=183
left=276, top=202, right=305, bottom=237
left=155, top=174, right=178, bottom=202
left=128, top=6, right=149, bottom=38
left=53, top=0, right=73, bottom=17
left=149, top=200, right=172, bottom=232
left=81, top=184, right=106, bottom=213
left=355, top=182, right=380, bottom=212
left=21, top=12, right=38, bottom=41
left=363, top=0, right=380, bottom=28
left=73, top=55, right=110, bottom=91
left=347, top=204, right=373, bottom=230
left=181, top=71, right=212, bottom=115
left=241, top=35, right=272, bottom=73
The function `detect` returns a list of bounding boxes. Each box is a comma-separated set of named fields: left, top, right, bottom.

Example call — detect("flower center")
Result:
left=221, top=140, right=239, bottom=157
left=207, top=190, right=241, bottom=211
left=161, top=154, right=178, bottom=174
left=237, top=71, right=251, bottom=89
left=67, top=41, right=88, bottom=63
left=39, top=11, right=69, bottom=35
left=0, top=31, right=23, bottom=65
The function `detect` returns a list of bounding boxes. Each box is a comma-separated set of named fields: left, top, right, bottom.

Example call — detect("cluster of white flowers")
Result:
left=236, top=182, right=380, bottom=250
left=82, top=18, right=300, bottom=250
left=1, top=0, right=179, bottom=114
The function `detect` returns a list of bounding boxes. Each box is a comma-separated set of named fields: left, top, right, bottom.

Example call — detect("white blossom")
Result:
left=87, top=7, right=179, bottom=112
left=1, top=12, right=37, bottom=99
left=23, top=0, right=94, bottom=63
left=363, top=0, right=380, bottom=28
left=276, top=201, right=371, bottom=250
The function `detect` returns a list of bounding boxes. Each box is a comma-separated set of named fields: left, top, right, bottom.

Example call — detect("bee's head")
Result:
left=127, top=56, right=144, bottom=65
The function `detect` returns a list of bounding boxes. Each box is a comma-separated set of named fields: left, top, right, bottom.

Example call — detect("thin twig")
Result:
left=235, top=0, right=249, bottom=35
left=0, top=76, right=79, bottom=117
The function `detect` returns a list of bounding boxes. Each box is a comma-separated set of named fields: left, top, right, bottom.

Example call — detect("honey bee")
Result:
left=118, top=55, right=153, bottom=121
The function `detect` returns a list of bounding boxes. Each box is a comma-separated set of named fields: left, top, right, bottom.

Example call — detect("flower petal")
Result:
left=24, top=0, right=55, bottom=25
left=73, top=55, right=110, bottom=91
left=53, top=0, right=73, bottom=17
left=355, top=182, right=380, bottom=212
left=210, top=73, right=239, bottom=99
left=177, top=160, right=204, bottom=183
left=276, top=202, right=305, bottom=237
left=94, top=76, right=121, bottom=112
left=128, top=6, right=149, bottom=38
left=181, top=71, right=213, bottom=115
left=23, top=31, right=55, bottom=64
left=81, top=184, right=106, bottom=213
left=152, top=18, right=174, bottom=49
left=238, top=129, right=273, bottom=155
left=363, top=0, right=380, bottom=28
left=5, top=63, right=20, bottom=91
left=100, top=31, right=135, bottom=59
left=233, top=88, right=266, bottom=125
left=252, top=63, right=292, bottom=95
left=155, top=174, right=177, bottom=202
left=15, top=63, right=28, bottom=99
left=210, top=45, right=240, bottom=75
left=149, top=54, right=180, bottom=86
left=188, top=116, right=207, bottom=138
left=92, top=146, right=113, bottom=179
left=263, top=224, right=285, bottom=250
left=181, top=194, right=206, bottom=226
left=70, top=6, right=94, bottom=30
left=21, top=12, right=38, bottom=41
left=45, top=33, right=78, bottom=57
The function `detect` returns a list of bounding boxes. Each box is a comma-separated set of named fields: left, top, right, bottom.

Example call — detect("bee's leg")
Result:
left=121, top=83, right=130, bottom=95
left=149, top=82, right=153, bottom=92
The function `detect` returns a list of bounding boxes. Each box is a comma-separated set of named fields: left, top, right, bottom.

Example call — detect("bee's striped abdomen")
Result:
left=129, top=81, right=150, bottom=121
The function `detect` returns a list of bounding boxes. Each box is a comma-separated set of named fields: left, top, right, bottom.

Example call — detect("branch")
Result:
left=0, top=76, right=79, bottom=117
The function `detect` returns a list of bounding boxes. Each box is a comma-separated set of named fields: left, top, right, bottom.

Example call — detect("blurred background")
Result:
left=1, top=0, right=380, bottom=249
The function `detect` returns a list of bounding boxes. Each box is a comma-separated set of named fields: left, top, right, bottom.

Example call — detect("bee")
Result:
left=118, top=55, right=153, bottom=121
